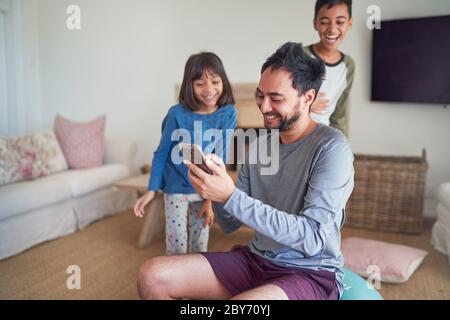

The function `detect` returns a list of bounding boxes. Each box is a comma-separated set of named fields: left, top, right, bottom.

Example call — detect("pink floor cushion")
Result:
left=54, top=114, right=106, bottom=169
left=341, top=237, right=428, bottom=283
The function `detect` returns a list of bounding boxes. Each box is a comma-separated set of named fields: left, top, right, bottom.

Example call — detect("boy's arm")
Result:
left=222, top=142, right=354, bottom=256
left=329, top=56, right=355, bottom=138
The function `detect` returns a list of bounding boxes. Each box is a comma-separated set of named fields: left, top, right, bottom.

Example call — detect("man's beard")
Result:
left=266, top=103, right=302, bottom=132
left=278, top=108, right=301, bottom=131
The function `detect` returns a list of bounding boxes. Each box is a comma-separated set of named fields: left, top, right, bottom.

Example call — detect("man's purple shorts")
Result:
left=200, top=245, right=339, bottom=300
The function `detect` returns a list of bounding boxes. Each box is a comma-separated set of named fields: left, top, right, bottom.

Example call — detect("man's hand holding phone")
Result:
left=179, top=143, right=214, bottom=175
left=183, top=153, right=235, bottom=204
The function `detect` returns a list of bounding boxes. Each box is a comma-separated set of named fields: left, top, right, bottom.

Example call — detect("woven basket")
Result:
left=345, top=149, right=428, bottom=234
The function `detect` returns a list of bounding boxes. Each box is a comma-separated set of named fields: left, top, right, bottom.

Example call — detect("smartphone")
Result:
left=179, top=143, right=213, bottom=175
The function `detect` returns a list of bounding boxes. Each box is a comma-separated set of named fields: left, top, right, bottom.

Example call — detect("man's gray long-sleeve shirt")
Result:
left=213, top=123, right=354, bottom=297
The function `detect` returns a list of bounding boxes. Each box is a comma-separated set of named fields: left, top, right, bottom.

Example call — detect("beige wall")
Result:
left=11, top=0, right=450, bottom=215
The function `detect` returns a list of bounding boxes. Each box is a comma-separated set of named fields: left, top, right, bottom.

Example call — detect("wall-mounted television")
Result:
left=371, top=15, right=450, bottom=105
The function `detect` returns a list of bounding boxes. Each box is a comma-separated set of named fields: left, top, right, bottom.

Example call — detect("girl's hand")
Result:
left=198, top=199, right=214, bottom=228
left=311, top=92, right=330, bottom=114
left=133, top=191, right=155, bottom=218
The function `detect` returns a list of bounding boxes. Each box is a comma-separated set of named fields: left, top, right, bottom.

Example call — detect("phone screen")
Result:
left=179, top=143, right=213, bottom=175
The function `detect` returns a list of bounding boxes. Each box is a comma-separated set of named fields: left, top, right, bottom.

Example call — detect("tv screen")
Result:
left=371, top=15, right=450, bottom=105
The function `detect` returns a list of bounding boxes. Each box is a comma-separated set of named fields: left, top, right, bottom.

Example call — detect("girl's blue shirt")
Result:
left=148, top=103, right=237, bottom=194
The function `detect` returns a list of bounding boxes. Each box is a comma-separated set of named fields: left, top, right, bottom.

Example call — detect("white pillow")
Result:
left=341, top=237, right=428, bottom=283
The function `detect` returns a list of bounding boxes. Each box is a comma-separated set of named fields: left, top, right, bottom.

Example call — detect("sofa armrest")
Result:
left=104, top=138, right=138, bottom=173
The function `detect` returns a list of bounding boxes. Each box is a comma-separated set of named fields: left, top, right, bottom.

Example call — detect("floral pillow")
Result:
left=0, top=130, right=68, bottom=185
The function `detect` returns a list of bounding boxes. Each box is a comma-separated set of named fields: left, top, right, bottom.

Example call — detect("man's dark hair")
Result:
left=261, top=42, right=325, bottom=99
left=179, top=52, right=235, bottom=111
left=314, top=0, right=352, bottom=19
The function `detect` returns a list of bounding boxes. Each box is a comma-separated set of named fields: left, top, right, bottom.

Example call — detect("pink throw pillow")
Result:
left=341, top=237, right=428, bottom=283
left=54, top=115, right=106, bottom=169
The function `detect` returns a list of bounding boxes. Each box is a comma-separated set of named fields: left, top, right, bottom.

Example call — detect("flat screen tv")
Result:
left=371, top=15, right=450, bottom=105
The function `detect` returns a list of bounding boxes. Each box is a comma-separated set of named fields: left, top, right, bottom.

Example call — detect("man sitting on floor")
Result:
left=136, top=42, right=355, bottom=300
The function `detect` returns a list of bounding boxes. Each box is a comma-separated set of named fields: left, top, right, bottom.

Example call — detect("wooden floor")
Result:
left=0, top=209, right=449, bottom=300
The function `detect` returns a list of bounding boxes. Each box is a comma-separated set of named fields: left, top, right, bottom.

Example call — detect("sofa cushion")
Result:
left=0, top=173, right=72, bottom=220
left=64, top=164, right=129, bottom=197
left=0, top=130, right=68, bottom=185
left=54, top=115, right=106, bottom=169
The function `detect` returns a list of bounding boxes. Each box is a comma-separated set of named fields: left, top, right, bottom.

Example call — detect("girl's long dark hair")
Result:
left=179, top=52, right=235, bottom=111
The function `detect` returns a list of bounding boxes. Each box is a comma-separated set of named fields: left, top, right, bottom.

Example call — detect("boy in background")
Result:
left=304, top=0, right=355, bottom=137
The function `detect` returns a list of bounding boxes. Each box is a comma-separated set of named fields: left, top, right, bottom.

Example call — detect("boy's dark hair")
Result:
left=261, top=42, right=325, bottom=99
left=179, top=52, right=235, bottom=111
left=314, top=0, right=352, bottom=19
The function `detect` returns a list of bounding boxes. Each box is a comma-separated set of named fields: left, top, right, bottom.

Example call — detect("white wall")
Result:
left=348, top=2, right=450, bottom=201
left=14, top=0, right=450, bottom=214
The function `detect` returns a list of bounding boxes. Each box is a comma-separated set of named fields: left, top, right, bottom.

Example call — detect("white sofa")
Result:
left=0, top=138, right=138, bottom=260
left=431, top=182, right=450, bottom=265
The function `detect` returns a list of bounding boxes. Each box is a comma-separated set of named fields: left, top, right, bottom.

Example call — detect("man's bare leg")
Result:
left=137, top=253, right=232, bottom=300
left=231, top=284, right=289, bottom=300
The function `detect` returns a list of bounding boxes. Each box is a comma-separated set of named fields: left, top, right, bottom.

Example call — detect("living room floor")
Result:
left=0, top=209, right=449, bottom=300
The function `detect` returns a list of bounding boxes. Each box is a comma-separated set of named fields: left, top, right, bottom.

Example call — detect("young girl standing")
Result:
left=134, top=52, right=237, bottom=255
